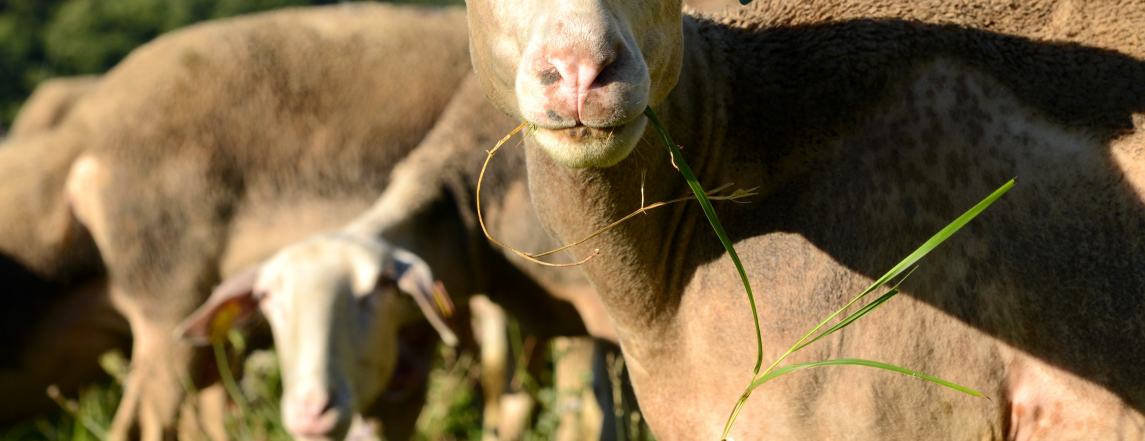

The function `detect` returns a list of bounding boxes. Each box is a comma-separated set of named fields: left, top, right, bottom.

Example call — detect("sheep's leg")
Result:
left=552, top=337, right=603, bottom=441
left=198, top=385, right=229, bottom=441
left=471, top=295, right=510, bottom=441
left=107, top=305, right=189, bottom=441
left=177, top=384, right=228, bottom=441
left=499, top=335, right=547, bottom=441
left=69, top=154, right=228, bottom=441
left=103, top=266, right=229, bottom=441
left=470, top=295, right=544, bottom=441
left=108, top=292, right=221, bottom=441
left=104, top=263, right=231, bottom=441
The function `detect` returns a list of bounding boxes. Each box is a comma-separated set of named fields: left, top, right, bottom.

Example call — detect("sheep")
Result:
left=257, top=0, right=1145, bottom=439
left=462, top=0, right=1145, bottom=438
left=180, top=71, right=613, bottom=441
left=0, top=74, right=103, bottom=285
left=57, top=4, right=473, bottom=439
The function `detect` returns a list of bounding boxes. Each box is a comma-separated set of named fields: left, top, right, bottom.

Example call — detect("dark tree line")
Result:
left=0, top=0, right=461, bottom=128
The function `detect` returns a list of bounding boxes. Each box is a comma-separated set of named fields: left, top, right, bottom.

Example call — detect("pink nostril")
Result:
left=547, top=50, right=618, bottom=121
left=549, top=53, right=615, bottom=93
left=286, top=392, right=340, bottom=437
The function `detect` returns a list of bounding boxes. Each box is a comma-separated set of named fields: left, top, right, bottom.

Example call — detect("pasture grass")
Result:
left=1, top=327, right=646, bottom=441
left=0, top=382, right=119, bottom=441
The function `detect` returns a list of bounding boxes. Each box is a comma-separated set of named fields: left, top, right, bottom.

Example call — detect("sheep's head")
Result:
left=466, top=0, right=684, bottom=168
left=177, top=234, right=455, bottom=441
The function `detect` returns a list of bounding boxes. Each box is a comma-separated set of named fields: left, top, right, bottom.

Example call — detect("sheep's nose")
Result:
left=543, top=47, right=618, bottom=121
left=548, top=49, right=617, bottom=91
left=285, top=391, right=342, bottom=437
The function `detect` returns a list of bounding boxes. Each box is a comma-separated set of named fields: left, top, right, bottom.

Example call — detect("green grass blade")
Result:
left=793, top=288, right=900, bottom=352
left=792, top=266, right=916, bottom=353
left=214, top=334, right=254, bottom=441
left=855, top=179, right=1014, bottom=301
left=781, top=180, right=1014, bottom=358
left=722, top=182, right=1011, bottom=437
left=749, top=358, right=986, bottom=398
left=645, top=107, right=764, bottom=375
left=777, top=179, right=1014, bottom=360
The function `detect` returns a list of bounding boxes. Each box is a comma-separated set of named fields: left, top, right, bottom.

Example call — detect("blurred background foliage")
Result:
left=0, top=0, right=462, bottom=129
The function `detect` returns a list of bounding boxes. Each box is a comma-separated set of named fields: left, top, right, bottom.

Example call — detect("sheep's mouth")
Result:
left=527, top=116, right=648, bottom=169
left=540, top=122, right=624, bottom=143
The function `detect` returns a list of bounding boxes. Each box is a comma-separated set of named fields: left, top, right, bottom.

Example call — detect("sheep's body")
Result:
left=455, top=0, right=1145, bottom=439
left=680, top=0, right=742, bottom=13
left=706, top=0, right=1144, bottom=57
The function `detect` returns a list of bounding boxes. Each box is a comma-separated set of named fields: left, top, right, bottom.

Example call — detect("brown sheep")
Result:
left=462, top=0, right=1145, bottom=438
left=259, top=0, right=1145, bottom=439
left=60, top=4, right=472, bottom=439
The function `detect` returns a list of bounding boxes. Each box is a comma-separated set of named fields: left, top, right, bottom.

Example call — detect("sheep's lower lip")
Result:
left=527, top=116, right=647, bottom=168
left=535, top=122, right=625, bottom=143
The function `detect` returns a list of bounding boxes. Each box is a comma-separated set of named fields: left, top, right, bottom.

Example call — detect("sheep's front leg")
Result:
left=471, top=295, right=510, bottom=441
left=178, top=384, right=229, bottom=441
left=107, top=291, right=223, bottom=441
left=552, top=337, right=603, bottom=441
left=69, top=154, right=229, bottom=441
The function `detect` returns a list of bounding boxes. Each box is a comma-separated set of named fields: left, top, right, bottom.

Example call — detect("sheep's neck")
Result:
left=522, top=16, right=739, bottom=356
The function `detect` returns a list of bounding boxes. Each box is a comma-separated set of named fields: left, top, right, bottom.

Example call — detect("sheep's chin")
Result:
left=530, top=117, right=647, bottom=169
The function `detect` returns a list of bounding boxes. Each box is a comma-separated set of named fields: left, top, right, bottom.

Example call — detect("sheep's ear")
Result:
left=175, top=267, right=262, bottom=346
left=387, top=249, right=458, bottom=346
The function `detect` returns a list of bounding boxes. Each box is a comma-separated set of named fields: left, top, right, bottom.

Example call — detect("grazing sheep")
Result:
left=59, top=4, right=473, bottom=440
left=260, top=0, right=1145, bottom=439
left=183, top=73, right=611, bottom=441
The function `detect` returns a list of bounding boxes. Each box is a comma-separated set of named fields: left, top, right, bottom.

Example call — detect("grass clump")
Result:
left=416, top=348, right=483, bottom=441
left=0, top=382, right=120, bottom=441
left=1, top=337, right=627, bottom=441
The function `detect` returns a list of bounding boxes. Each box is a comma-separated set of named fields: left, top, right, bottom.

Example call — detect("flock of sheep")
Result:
left=2, top=0, right=1144, bottom=440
